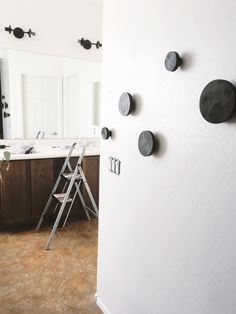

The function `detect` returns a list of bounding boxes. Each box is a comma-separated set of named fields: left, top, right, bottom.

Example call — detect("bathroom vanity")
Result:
left=0, top=151, right=99, bottom=226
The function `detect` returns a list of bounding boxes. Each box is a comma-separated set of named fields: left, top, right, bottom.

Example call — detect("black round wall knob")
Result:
left=118, top=92, right=134, bottom=116
left=83, top=39, right=92, bottom=49
left=101, top=127, right=112, bottom=140
left=13, top=27, right=24, bottom=39
left=199, top=79, right=236, bottom=123
left=138, top=131, right=155, bottom=156
left=165, top=51, right=182, bottom=72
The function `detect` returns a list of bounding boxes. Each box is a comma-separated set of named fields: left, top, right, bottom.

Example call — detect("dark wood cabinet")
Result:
left=0, top=155, right=99, bottom=226
left=31, top=159, right=54, bottom=219
left=0, top=160, right=31, bottom=224
left=82, top=156, right=100, bottom=208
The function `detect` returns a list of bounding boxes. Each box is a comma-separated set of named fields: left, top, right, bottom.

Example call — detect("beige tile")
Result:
left=0, top=219, right=101, bottom=314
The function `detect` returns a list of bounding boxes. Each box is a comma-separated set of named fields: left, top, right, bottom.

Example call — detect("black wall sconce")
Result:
left=3, top=112, right=10, bottom=118
left=78, top=37, right=102, bottom=50
left=5, top=25, right=36, bottom=39
left=1, top=95, right=10, bottom=118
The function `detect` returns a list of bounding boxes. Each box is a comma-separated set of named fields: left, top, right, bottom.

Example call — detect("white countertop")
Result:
left=5, top=149, right=100, bottom=160
left=0, top=138, right=100, bottom=161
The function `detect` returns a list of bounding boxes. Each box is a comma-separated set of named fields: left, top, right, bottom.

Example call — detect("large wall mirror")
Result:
left=0, top=49, right=102, bottom=139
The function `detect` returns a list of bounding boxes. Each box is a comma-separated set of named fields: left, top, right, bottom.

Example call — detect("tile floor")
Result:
left=0, top=219, right=102, bottom=314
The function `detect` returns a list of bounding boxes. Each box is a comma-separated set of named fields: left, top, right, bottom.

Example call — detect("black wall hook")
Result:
left=101, top=127, right=112, bottom=140
left=5, top=25, right=36, bottom=39
left=138, top=131, right=156, bottom=156
left=165, top=51, right=182, bottom=72
left=78, top=37, right=102, bottom=50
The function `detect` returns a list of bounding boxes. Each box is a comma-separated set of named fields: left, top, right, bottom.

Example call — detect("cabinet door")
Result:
left=82, top=156, right=100, bottom=209
left=31, top=159, right=54, bottom=219
left=0, top=161, right=31, bottom=224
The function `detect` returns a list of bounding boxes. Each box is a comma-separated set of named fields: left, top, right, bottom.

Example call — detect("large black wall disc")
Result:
left=199, top=79, right=236, bottom=123
left=138, top=131, right=155, bottom=156
left=165, top=51, right=182, bottom=72
left=118, top=92, right=134, bottom=116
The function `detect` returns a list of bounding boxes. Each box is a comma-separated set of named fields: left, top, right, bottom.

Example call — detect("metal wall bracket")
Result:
left=109, top=157, right=121, bottom=175
left=5, top=25, right=36, bottom=39
left=78, top=37, right=102, bottom=49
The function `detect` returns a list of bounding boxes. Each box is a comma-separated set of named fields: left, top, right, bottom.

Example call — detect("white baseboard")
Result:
left=96, top=295, right=111, bottom=314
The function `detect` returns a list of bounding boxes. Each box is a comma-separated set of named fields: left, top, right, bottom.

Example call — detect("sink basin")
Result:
left=8, top=148, right=41, bottom=155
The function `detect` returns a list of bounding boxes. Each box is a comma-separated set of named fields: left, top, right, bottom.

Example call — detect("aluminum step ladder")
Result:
left=36, top=143, right=99, bottom=250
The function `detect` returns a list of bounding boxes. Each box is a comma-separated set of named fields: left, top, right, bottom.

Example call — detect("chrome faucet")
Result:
left=36, top=131, right=45, bottom=139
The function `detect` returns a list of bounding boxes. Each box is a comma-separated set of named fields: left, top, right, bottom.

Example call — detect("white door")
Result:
left=22, top=75, right=63, bottom=139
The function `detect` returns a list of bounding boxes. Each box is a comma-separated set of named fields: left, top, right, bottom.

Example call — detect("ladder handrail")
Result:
left=59, top=143, right=77, bottom=174
left=68, top=144, right=86, bottom=172
left=77, top=145, right=86, bottom=165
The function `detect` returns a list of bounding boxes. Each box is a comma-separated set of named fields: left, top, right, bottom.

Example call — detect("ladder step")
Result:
left=52, top=193, right=73, bottom=203
left=61, top=173, right=82, bottom=181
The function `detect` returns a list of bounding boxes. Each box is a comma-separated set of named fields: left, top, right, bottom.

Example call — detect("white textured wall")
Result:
left=97, top=1, right=236, bottom=313
left=0, top=0, right=102, bottom=62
